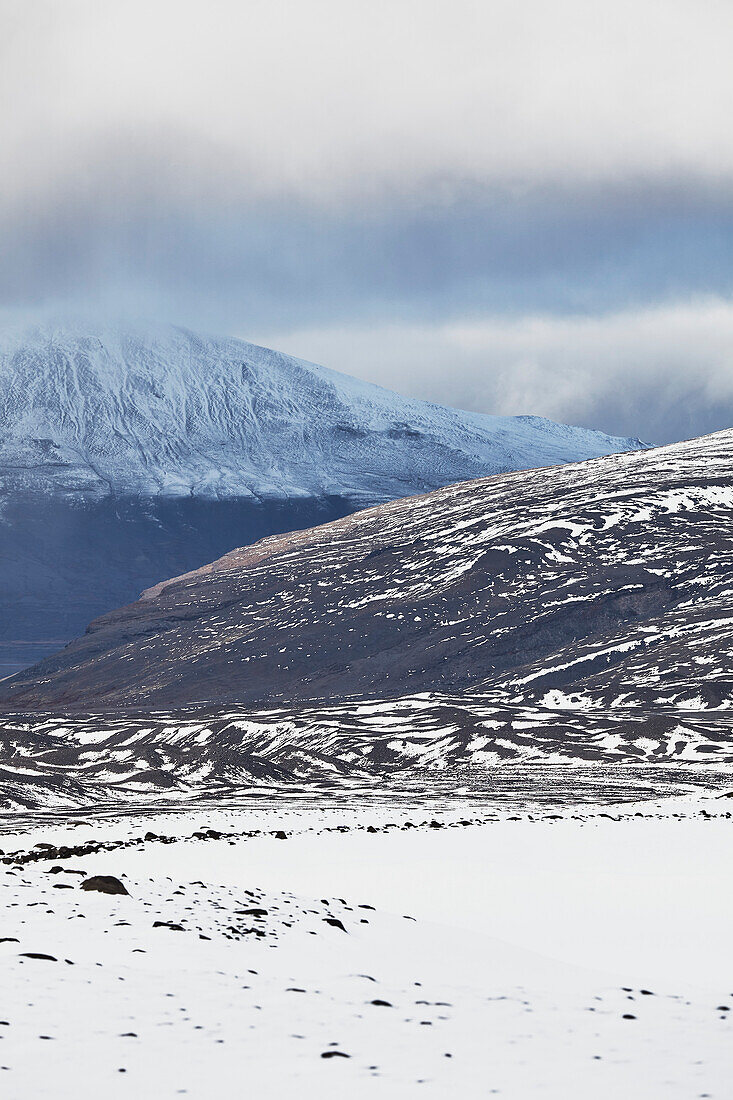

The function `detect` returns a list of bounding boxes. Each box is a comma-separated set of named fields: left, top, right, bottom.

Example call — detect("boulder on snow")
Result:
left=80, top=875, right=129, bottom=896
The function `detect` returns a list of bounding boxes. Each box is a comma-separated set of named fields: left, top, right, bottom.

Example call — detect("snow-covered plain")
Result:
left=1, top=794, right=731, bottom=1098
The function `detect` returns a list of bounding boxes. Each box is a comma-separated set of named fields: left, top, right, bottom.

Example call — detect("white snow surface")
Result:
left=0, top=316, right=644, bottom=503
left=0, top=798, right=731, bottom=1098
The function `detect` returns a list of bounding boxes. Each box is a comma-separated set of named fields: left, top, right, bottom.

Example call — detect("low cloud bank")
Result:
left=258, top=299, right=733, bottom=445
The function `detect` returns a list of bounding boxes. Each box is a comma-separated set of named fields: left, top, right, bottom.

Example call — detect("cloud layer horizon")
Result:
left=5, top=0, right=733, bottom=444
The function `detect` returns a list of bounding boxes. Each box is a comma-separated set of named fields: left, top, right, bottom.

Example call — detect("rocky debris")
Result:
left=80, top=876, right=129, bottom=896
left=1, top=831, right=187, bottom=866
left=8, top=857, right=369, bottom=956
left=3, top=839, right=127, bottom=866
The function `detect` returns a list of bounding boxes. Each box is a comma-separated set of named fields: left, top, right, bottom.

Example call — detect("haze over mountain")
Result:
left=3, top=427, right=730, bottom=715
left=0, top=318, right=643, bottom=661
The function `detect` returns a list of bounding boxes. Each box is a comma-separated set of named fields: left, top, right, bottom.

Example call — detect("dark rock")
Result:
left=80, top=875, right=129, bottom=896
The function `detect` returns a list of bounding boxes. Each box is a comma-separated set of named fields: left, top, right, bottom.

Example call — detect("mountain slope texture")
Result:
left=2, top=427, right=730, bottom=713
left=0, top=317, right=641, bottom=654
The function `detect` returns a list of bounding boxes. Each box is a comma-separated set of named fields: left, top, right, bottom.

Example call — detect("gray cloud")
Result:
left=4, top=181, right=733, bottom=329
left=4, top=0, right=733, bottom=444
left=4, top=0, right=733, bottom=205
left=257, top=300, right=733, bottom=445
left=3, top=0, right=733, bottom=330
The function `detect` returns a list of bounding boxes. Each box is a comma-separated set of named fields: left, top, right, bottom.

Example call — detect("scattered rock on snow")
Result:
left=323, top=918, right=347, bottom=932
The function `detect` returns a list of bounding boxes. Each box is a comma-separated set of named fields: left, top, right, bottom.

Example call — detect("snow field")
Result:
left=1, top=799, right=731, bottom=1098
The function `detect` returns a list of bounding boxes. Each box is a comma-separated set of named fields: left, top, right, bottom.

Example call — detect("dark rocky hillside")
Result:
left=2, top=428, right=730, bottom=712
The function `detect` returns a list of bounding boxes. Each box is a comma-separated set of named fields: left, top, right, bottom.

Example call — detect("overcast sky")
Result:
left=3, top=0, right=733, bottom=442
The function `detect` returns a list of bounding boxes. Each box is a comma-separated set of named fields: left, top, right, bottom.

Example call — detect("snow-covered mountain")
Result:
left=3, top=426, right=731, bottom=714
left=1, top=317, right=643, bottom=500
left=0, top=317, right=643, bottom=652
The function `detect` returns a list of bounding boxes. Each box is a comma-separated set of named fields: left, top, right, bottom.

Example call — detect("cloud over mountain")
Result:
left=4, top=1, right=733, bottom=443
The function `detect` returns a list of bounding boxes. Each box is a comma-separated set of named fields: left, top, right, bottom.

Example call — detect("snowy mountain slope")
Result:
left=0, top=317, right=643, bottom=650
left=0, top=317, right=642, bottom=501
left=3, top=427, right=732, bottom=712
